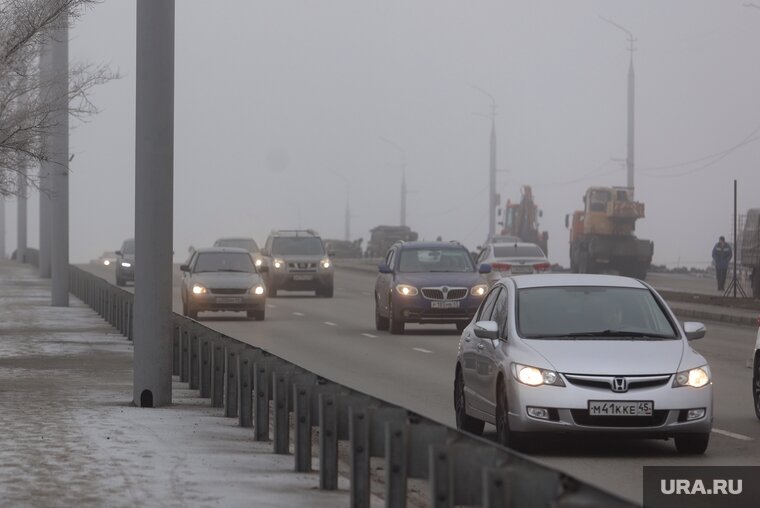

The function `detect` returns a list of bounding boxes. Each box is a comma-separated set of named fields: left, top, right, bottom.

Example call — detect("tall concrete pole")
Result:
left=400, top=165, right=407, bottom=227
left=134, top=0, right=175, bottom=408
left=17, top=166, right=27, bottom=263
left=50, top=15, right=69, bottom=307
left=626, top=48, right=635, bottom=195
left=489, top=116, right=497, bottom=240
left=38, top=40, right=52, bottom=278
left=344, top=187, right=351, bottom=241
left=0, top=197, right=5, bottom=259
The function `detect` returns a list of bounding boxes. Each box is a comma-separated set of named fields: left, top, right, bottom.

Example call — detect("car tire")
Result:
left=496, top=378, right=523, bottom=450
left=753, top=353, right=760, bottom=420
left=389, top=298, right=404, bottom=335
left=319, top=284, right=334, bottom=298
left=188, top=307, right=198, bottom=320
left=248, top=309, right=265, bottom=321
left=116, top=276, right=125, bottom=287
left=375, top=295, right=389, bottom=331
left=268, top=285, right=278, bottom=298
left=456, top=322, right=468, bottom=333
left=182, top=300, right=188, bottom=317
left=454, top=368, right=484, bottom=436
left=674, top=433, right=710, bottom=455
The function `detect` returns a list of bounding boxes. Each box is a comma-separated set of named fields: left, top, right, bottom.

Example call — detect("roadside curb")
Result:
left=672, top=307, right=757, bottom=328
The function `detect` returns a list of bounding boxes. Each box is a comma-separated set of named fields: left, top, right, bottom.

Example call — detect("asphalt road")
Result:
left=81, top=263, right=760, bottom=504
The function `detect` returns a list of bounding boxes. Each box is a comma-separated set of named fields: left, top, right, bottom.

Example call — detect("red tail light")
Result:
left=533, top=262, right=551, bottom=272
left=492, top=263, right=512, bottom=271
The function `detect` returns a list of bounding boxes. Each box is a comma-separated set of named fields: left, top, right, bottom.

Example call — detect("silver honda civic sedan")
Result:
left=454, top=274, right=713, bottom=454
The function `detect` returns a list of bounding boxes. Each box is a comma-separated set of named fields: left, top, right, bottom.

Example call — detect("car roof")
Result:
left=215, top=237, right=255, bottom=242
left=397, top=241, right=466, bottom=250
left=504, top=273, right=648, bottom=290
left=490, top=242, right=543, bottom=248
left=193, top=247, right=251, bottom=254
left=270, top=229, right=320, bottom=237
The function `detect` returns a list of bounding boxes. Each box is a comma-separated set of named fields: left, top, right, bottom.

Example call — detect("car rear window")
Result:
left=493, top=245, right=544, bottom=258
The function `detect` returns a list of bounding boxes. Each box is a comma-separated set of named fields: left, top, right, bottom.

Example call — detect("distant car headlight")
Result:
left=103, top=260, right=111, bottom=266
left=254, top=258, right=263, bottom=267
left=513, top=363, right=565, bottom=387
left=192, top=284, right=207, bottom=295
left=470, top=284, right=487, bottom=297
left=251, top=285, right=265, bottom=295
left=120, top=262, right=132, bottom=268
left=395, top=284, right=418, bottom=296
left=273, top=258, right=285, bottom=269
left=320, top=259, right=331, bottom=269
left=673, top=366, right=710, bottom=388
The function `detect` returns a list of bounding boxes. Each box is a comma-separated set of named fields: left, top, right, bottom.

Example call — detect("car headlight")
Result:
left=273, top=258, right=285, bottom=269
left=470, top=284, right=487, bottom=297
left=192, top=284, right=208, bottom=295
left=251, top=285, right=265, bottom=295
left=321, top=259, right=331, bottom=269
left=395, top=284, right=418, bottom=296
left=254, top=258, right=263, bottom=267
left=673, top=366, right=710, bottom=388
left=103, top=260, right=111, bottom=266
left=513, top=363, right=565, bottom=387
left=120, top=262, right=132, bottom=268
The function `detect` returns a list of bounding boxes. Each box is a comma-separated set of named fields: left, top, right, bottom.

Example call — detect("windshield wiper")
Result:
left=216, top=269, right=250, bottom=273
left=527, top=330, right=675, bottom=339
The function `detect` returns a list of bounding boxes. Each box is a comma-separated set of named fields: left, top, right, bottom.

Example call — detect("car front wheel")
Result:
left=496, top=379, right=523, bottom=450
left=375, top=295, right=389, bottom=331
left=454, top=368, right=484, bottom=435
left=674, top=433, right=710, bottom=454
left=389, top=298, right=404, bottom=335
left=753, top=353, right=760, bottom=420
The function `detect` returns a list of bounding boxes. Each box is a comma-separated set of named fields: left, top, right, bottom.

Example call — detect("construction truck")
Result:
left=500, top=185, right=549, bottom=255
left=740, top=208, right=760, bottom=298
left=365, top=225, right=418, bottom=258
left=566, top=186, right=653, bottom=279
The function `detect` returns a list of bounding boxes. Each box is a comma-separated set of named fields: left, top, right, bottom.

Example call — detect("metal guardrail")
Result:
left=67, top=265, right=637, bottom=508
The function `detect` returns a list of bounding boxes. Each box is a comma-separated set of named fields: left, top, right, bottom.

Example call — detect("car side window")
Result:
left=493, top=288, right=509, bottom=338
left=477, top=286, right=502, bottom=321
left=476, top=247, right=488, bottom=264
left=386, top=249, right=396, bottom=270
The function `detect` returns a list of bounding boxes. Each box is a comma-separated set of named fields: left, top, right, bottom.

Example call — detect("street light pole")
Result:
left=332, top=171, right=351, bottom=241
left=38, top=38, right=52, bottom=278
left=17, top=165, right=27, bottom=263
left=601, top=16, right=636, bottom=197
left=380, top=137, right=408, bottom=227
left=472, top=86, right=498, bottom=241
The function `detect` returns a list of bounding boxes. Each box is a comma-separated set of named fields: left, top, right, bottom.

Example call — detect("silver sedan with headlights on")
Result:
left=180, top=247, right=268, bottom=321
left=454, top=274, right=713, bottom=454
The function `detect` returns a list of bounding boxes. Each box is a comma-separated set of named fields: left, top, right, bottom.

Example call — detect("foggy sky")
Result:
left=4, top=0, right=760, bottom=268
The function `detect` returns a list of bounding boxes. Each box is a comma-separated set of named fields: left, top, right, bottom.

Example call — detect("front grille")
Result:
left=564, top=374, right=671, bottom=392
left=421, top=287, right=467, bottom=301
left=570, top=410, right=669, bottom=428
left=288, top=262, right=317, bottom=271
left=209, top=288, right=247, bottom=295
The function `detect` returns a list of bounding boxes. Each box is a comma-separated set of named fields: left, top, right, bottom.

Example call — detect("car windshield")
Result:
left=194, top=252, right=255, bottom=273
left=493, top=245, right=544, bottom=258
left=272, top=237, right=325, bottom=256
left=398, top=248, right=475, bottom=273
left=517, top=286, right=678, bottom=340
left=122, top=239, right=135, bottom=255
left=215, top=238, right=258, bottom=252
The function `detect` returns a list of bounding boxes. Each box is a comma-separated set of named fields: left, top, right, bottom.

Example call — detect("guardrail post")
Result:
left=224, top=347, right=239, bottom=418
left=237, top=349, right=254, bottom=427
left=210, top=339, right=225, bottom=408
left=482, top=467, right=509, bottom=508
left=430, top=444, right=453, bottom=508
left=385, top=421, right=408, bottom=508
left=350, top=406, right=371, bottom=508
left=294, top=383, right=312, bottom=472
left=253, top=360, right=271, bottom=441
left=273, top=368, right=292, bottom=454
left=189, top=332, right=199, bottom=390
left=127, top=301, right=133, bottom=341
left=199, top=334, right=211, bottom=398
left=319, top=392, right=338, bottom=490
left=180, top=328, right=189, bottom=383
left=172, top=325, right=180, bottom=376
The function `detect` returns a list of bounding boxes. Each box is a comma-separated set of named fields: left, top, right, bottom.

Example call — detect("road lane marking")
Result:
left=361, top=333, right=378, bottom=339
left=712, top=428, right=753, bottom=441
left=362, top=292, right=372, bottom=296
left=292, top=312, right=305, bottom=317
left=324, top=321, right=338, bottom=327
left=412, top=347, right=433, bottom=354
left=267, top=304, right=277, bottom=308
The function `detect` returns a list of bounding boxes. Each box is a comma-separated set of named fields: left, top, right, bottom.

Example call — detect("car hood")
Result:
left=396, top=272, right=482, bottom=288
left=272, top=255, right=325, bottom=262
left=192, top=272, right=262, bottom=288
left=523, top=338, right=685, bottom=376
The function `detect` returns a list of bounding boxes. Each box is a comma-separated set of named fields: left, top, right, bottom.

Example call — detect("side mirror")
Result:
left=180, top=264, right=190, bottom=272
left=115, top=250, right=122, bottom=256
left=539, top=210, right=543, bottom=218
left=564, top=214, right=569, bottom=229
left=683, top=322, right=706, bottom=341
left=258, top=265, right=269, bottom=273
left=479, top=263, right=492, bottom=274
left=328, top=251, right=336, bottom=257
left=378, top=263, right=392, bottom=274
left=473, top=321, right=499, bottom=340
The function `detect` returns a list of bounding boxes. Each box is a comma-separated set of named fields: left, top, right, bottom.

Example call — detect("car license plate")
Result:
left=510, top=266, right=532, bottom=274
left=216, top=297, right=242, bottom=304
left=293, top=274, right=313, bottom=281
left=588, top=401, right=653, bottom=416
left=431, top=301, right=460, bottom=309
